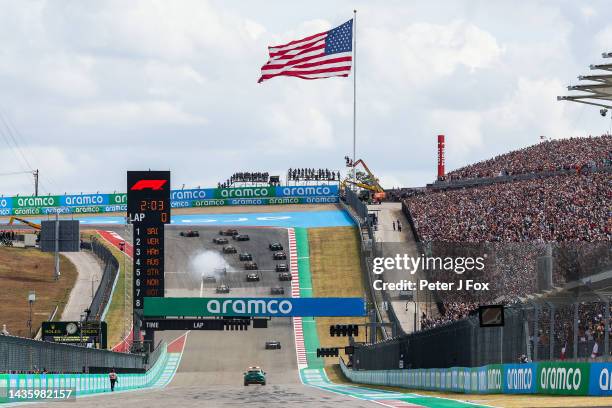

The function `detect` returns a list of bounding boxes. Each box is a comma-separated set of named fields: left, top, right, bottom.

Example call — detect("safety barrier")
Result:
left=0, top=334, right=144, bottom=374
left=340, top=357, right=612, bottom=396
left=0, top=185, right=339, bottom=216
left=0, top=342, right=171, bottom=403
left=87, top=238, right=120, bottom=322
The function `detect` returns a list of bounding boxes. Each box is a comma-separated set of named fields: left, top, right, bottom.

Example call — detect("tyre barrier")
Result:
left=340, top=358, right=612, bottom=396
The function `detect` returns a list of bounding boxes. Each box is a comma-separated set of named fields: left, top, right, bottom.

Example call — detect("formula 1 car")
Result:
left=203, top=275, right=216, bottom=283
left=222, top=245, right=237, bottom=254
left=179, top=230, right=200, bottom=237
left=269, top=242, right=283, bottom=251
left=219, top=229, right=239, bottom=236
left=233, top=234, right=250, bottom=241
left=278, top=272, right=292, bottom=281
left=246, top=273, right=260, bottom=282
left=272, top=251, right=287, bottom=260
left=213, top=237, right=229, bottom=244
left=275, top=263, right=289, bottom=272
left=239, top=253, right=253, bottom=261
left=270, top=286, right=285, bottom=295
left=216, top=284, right=230, bottom=294
left=265, top=341, right=281, bottom=350
left=244, top=261, right=258, bottom=270
left=244, top=367, right=266, bottom=386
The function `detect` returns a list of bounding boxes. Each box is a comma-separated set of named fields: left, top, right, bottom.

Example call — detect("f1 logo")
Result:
left=130, top=179, right=167, bottom=191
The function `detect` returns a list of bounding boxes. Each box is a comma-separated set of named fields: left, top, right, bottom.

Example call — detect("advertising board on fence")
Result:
left=0, top=185, right=339, bottom=216
left=503, top=363, right=537, bottom=394
left=536, top=361, right=590, bottom=396
left=341, top=360, right=612, bottom=397
left=588, top=363, right=612, bottom=396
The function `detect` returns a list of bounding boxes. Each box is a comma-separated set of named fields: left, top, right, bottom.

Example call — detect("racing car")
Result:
left=233, top=234, right=250, bottom=241
left=244, top=261, right=258, bottom=270
left=272, top=251, right=287, bottom=260
left=246, top=273, right=260, bottom=282
left=203, top=275, right=216, bottom=283
left=275, top=263, right=289, bottom=272
left=216, top=284, right=230, bottom=293
left=265, top=341, right=281, bottom=350
left=270, top=286, right=285, bottom=295
left=278, top=272, right=292, bottom=281
left=222, top=245, right=237, bottom=254
left=213, top=237, right=229, bottom=244
left=219, top=229, right=239, bottom=236
left=239, top=253, right=253, bottom=261
left=243, top=367, right=266, bottom=386
left=269, top=242, right=283, bottom=251
left=179, top=230, right=200, bottom=237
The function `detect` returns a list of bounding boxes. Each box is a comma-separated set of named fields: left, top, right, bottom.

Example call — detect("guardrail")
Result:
left=87, top=238, right=120, bottom=322
left=0, top=342, right=170, bottom=403
left=0, top=334, right=144, bottom=373
left=340, top=356, right=612, bottom=396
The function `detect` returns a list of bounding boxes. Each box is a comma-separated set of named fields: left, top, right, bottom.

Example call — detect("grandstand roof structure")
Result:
left=558, top=52, right=612, bottom=109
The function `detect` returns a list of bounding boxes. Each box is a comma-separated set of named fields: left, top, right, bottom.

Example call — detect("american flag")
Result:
left=258, top=19, right=353, bottom=83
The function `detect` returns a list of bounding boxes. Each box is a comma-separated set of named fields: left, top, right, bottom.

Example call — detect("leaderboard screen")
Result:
left=127, top=171, right=170, bottom=309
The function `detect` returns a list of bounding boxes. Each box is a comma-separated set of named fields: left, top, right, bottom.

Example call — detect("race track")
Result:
left=37, top=225, right=372, bottom=407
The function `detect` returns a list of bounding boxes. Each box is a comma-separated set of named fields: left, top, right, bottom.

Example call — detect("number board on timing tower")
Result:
left=127, top=171, right=171, bottom=310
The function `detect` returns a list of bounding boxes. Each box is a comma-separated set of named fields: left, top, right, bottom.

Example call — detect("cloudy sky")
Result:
left=0, top=0, right=610, bottom=195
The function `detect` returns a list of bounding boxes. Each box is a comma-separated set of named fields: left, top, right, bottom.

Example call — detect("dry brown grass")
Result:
left=309, top=227, right=369, bottom=366
left=0, top=247, right=77, bottom=337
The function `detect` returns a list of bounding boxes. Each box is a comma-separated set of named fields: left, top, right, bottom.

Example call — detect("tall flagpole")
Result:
left=352, top=9, right=357, bottom=183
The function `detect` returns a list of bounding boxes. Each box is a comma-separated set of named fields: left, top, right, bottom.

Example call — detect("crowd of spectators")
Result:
left=406, top=172, right=610, bottom=242
left=445, top=135, right=612, bottom=181
left=409, top=172, right=609, bottom=332
left=287, top=168, right=340, bottom=182
left=218, top=172, right=271, bottom=188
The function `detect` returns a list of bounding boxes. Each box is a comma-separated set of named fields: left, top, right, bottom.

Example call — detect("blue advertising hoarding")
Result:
left=588, top=363, right=612, bottom=396
left=144, top=297, right=366, bottom=317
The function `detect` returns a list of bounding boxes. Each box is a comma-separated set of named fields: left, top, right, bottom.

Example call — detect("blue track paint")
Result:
left=21, top=210, right=355, bottom=228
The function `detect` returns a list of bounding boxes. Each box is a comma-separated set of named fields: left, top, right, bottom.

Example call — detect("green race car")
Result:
left=243, top=366, right=266, bottom=386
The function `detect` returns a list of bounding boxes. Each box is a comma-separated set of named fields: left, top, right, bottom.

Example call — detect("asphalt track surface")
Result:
left=11, top=209, right=356, bottom=228
left=36, top=225, right=372, bottom=407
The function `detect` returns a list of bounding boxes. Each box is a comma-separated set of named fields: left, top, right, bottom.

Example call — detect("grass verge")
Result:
left=0, top=247, right=77, bottom=337
left=309, top=226, right=368, bottom=366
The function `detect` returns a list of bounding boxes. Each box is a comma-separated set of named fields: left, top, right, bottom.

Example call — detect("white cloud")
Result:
left=66, top=101, right=207, bottom=126
left=0, top=1, right=608, bottom=194
left=362, top=20, right=502, bottom=86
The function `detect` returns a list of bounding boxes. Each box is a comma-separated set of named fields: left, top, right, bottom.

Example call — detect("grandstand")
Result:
left=350, top=135, right=612, bottom=369
left=445, top=134, right=611, bottom=181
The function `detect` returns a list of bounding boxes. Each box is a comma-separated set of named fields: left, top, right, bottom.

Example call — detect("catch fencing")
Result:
left=352, top=297, right=612, bottom=370
left=0, top=334, right=145, bottom=373
left=87, top=237, right=120, bottom=321
left=342, top=188, right=395, bottom=339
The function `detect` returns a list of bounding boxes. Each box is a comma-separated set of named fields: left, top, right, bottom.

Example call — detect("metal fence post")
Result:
left=533, top=303, right=538, bottom=361
left=606, top=298, right=610, bottom=357
left=549, top=303, right=555, bottom=359
left=573, top=302, right=579, bottom=359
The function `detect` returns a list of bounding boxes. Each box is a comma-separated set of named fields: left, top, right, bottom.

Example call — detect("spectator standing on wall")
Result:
left=109, top=369, right=118, bottom=392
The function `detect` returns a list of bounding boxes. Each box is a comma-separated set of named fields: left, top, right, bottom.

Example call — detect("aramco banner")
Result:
left=0, top=185, right=339, bottom=215
left=143, top=297, right=366, bottom=317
